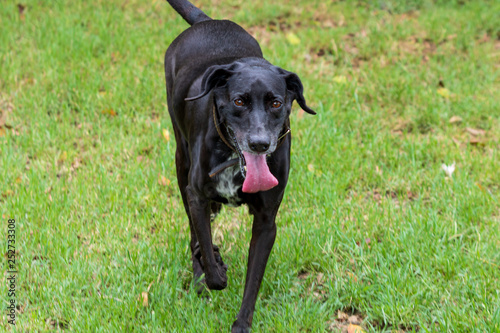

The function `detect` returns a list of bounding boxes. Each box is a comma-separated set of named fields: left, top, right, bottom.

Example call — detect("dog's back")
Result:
left=166, top=20, right=262, bottom=78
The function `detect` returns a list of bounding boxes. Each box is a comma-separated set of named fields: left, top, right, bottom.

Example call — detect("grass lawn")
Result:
left=1, top=0, right=499, bottom=331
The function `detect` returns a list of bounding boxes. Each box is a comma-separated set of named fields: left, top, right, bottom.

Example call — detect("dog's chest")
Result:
left=214, top=163, right=242, bottom=207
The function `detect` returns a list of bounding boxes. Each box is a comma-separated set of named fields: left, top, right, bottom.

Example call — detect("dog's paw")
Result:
left=231, top=321, right=250, bottom=333
left=192, top=242, right=228, bottom=290
left=205, top=265, right=227, bottom=290
left=205, top=244, right=228, bottom=289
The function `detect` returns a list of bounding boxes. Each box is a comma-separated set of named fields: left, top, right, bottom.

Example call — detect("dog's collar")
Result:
left=209, top=105, right=290, bottom=178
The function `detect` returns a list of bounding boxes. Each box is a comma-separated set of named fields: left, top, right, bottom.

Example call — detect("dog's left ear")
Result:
left=185, top=64, right=235, bottom=101
left=279, top=69, right=316, bottom=115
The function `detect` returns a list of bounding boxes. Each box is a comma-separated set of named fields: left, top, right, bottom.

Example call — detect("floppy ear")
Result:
left=185, top=65, right=235, bottom=101
left=280, top=70, right=316, bottom=115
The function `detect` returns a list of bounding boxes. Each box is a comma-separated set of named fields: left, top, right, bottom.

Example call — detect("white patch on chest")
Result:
left=214, top=161, right=242, bottom=207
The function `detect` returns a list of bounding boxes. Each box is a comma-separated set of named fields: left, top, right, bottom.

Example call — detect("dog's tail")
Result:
left=165, top=0, right=212, bottom=25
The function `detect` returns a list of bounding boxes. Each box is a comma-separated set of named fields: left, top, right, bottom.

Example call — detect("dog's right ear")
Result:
left=185, top=65, right=235, bottom=101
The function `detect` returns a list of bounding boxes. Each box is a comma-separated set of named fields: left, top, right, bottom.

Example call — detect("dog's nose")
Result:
left=249, top=137, right=270, bottom=153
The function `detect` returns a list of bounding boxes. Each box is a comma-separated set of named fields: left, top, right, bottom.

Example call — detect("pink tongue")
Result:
left=242, top=151, right=279, bottom=193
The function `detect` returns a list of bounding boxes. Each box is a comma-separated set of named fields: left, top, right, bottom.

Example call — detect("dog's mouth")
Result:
left=240, top=151, right=278, bottom=193
left=228, top=128, right=279, bottom=193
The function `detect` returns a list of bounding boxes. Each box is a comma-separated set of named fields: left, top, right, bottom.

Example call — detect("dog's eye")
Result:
left=234, top=99, right=244, bottom=107
left=271, top=101, right=282, bottom=108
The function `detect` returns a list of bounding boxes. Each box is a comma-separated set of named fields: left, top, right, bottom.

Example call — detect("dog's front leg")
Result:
left=232, top=209, right=278, bottom=333
left=186, top=186, right=228, bottom=290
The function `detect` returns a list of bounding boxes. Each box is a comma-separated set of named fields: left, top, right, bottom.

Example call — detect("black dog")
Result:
left=164, top=0, right=315, bottom=331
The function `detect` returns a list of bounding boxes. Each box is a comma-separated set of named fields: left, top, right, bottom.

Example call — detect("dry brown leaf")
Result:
left=348, top=315, right=362, bottom=325
left=102, top=109, right=117, bottom=116
left=141, top=291, right=148, bottom=307
left=347, top=324, right=365, bottom=333
left=346, top=271, right=358, bottom=282
left=466, top=127, right=485, bottom=136
left=337, top=311, right=349, bottom=321
left=158, top=174, right=170, bottom=186
left=449, top=115, right=462, bottom=124
left=469, top=137, right=484, bottom=146
left=162, top=128, right=170, bottom=141
left=2, top=189, right=14, bottom=197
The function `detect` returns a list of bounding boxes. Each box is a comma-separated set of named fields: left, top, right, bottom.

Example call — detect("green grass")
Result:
left=1, top=0, right=499, bottom=331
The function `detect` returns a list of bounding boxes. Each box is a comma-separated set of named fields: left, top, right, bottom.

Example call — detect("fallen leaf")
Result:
left=158, top=174, right=170, bottom=186
left=101, top=109, right=117, bottom=116
left=333, top=75, right=347, bottom=84
left=469, top=137, right=484, bottom=146
left=15, top=177, right=22, bottom=184
left=446, top=34, right=457, bottom=41
left=465, top=127, right=485, bottom=136
left=141, top=292, right=148, bottom=307
left=346, top=271, right=358, bottom=282
left=59, top=151, right=67, bottom=163
left=2, top=189, right=14, bottom=197
left=348, top=315, right=362, bottom=325
left=286, top=32, right=301, bottom=45
left=437, top=87, right=451, bottom=98
left=337, top=311, right=349, bottom=321
left=475, top=182, right=486, bottom=192
left=57, top=151, right=67, bottom=164
left=162, top=128, right=170, bottom=141
left=307, top=164, right=314, bottom=172
left=448, top=115, right=462, bottom=124
left=347, top=324, right=365, bottom=333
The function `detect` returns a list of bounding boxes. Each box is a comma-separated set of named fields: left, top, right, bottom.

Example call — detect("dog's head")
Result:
left=186, top=58, right=315, bottom=156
